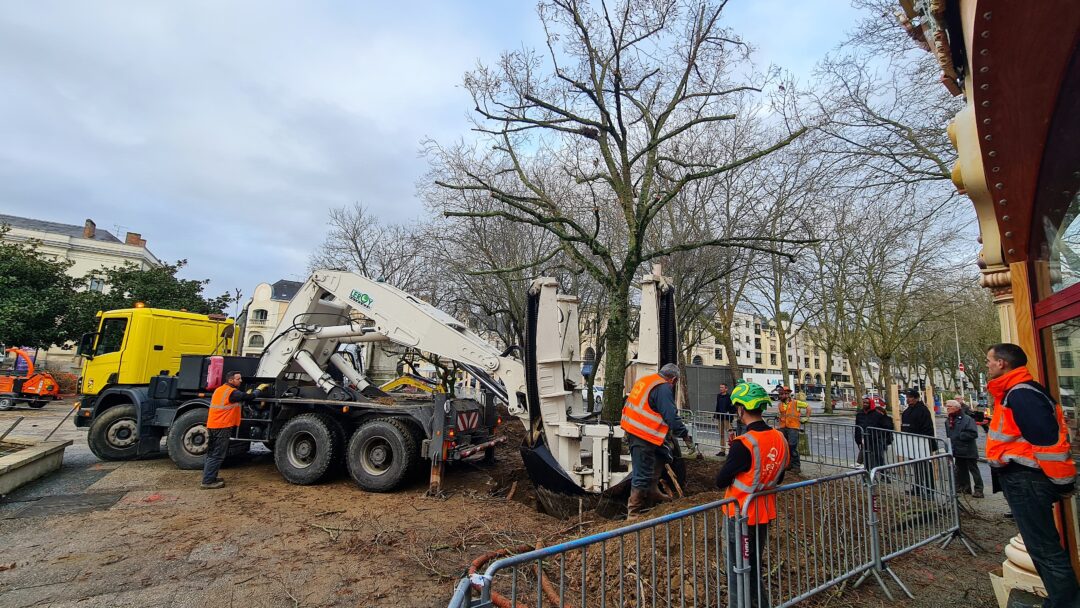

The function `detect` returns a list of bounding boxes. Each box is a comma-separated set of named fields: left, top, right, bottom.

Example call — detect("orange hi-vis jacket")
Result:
left=207, top=384, right=241, bottom=429
left=778, top=398, right=809, bottom=429
left=723, top=428, right=789, bottom=525
left=986, top=368, right=1075, bottom=486
left=620, top=373, right=670, bottom=446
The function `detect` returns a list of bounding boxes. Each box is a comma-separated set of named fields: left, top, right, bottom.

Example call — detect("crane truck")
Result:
left=74, top=268, right=682, bottom=506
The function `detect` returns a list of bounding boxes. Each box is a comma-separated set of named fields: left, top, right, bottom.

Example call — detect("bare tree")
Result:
left=427, top=0, right=809, bottom=419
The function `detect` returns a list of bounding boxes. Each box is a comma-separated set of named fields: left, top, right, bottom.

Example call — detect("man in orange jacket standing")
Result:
left=776, top=386, right=809, bottom=473
left=620, top=363, right=693, bottom=518
left=716, top=382, right=788, bottom=608
left=986, top=343, right=1078, bottom=607
left=201, top=371, right=263, bottom=489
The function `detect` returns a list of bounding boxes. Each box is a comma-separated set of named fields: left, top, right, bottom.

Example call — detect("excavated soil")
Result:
left=0, top=405, right=1016, bottom=607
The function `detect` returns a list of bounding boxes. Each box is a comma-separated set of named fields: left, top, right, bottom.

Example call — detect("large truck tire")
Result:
left=346, top=418, right=419, bottom=492
left=28, top=400, right=48, bottom=409
left=274, top=414, right=338, bottom=485
left=0, top=397, right=14, bottom=410
left=88, top=404, right=139, bottom=461
left=167, top=408, right=210, bottom=470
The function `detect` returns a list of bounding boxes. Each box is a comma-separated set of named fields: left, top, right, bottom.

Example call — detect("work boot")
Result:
left=647, top=484, right=673, bottom=504
left=626, top=489, right=648, bottom=520
left=972, top=489, right=984, bottom=499
left=201, top=480, right=225, bottom=490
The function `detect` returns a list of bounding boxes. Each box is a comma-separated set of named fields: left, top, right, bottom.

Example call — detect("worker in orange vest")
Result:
left=716, top=382, right=788, bottom=608
left=776, top=386, right=809, bottom=473
left=985, top=343, right=1078, bottom=607
left=201, top=371, right=264, bottom=489
left=620, top=363, right=693, bottom=518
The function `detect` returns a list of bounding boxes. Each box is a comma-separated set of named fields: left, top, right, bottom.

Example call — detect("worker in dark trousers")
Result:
left=714, top=382, right=734, bottom=456
left=986, top=343, right=1078, bottom=607
left=620, top=363, right=693, bottom=519
left=716, top=382, right=788, bottom=608
left=201, top=371, right=263, bottom=489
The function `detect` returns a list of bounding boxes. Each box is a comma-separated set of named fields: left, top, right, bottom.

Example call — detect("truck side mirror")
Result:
left=77, top=333, right=96, bottom=359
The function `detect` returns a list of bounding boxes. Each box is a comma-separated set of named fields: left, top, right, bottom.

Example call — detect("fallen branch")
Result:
left=506, top=481, right=518, bottom=501
left=664, top=464, right=685, bottom=498
left=308, top=523, right=362, bottom=542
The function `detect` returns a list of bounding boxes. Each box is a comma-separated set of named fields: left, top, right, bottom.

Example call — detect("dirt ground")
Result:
left=0, top=403, right=1017, bottom=607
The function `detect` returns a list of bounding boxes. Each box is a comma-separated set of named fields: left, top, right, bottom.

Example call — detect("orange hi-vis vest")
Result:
left=778, top=399, right=808, bottom=429
left=620, top=373, right=670, bottom=446
left=207, top=384, right=241, bottom=429
left=986, top=370, right=1075, bottom=486
left=723, top=428, right=789, bottom=524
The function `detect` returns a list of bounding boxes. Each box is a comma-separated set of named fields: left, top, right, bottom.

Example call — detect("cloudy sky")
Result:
left=0, top=1, right=862, bottom=303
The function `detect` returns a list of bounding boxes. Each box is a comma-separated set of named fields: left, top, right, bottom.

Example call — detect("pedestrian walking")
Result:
left=201, top=371, right=264, bottom=489
left=986, top=343, right=1078, bottom=607
left=717, top=382, right=787, bottom=608
left=945, top=399, right=984, bottom=498
left=714, top=382, right=734, bottom=456
left=854, top=396, right=892, bottom=471
left=900, top=388, right=937, bottom=497
left=776, top=386, right=809, bottom=473
left=620, top=363, right=694, bottom=519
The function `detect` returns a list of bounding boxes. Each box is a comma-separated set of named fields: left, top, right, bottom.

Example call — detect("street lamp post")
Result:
left=953, top=313, right=966, bottom=400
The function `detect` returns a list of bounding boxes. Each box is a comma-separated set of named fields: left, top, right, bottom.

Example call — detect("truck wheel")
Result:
left=88, top=404, right=139, bottom=461
left=0, top=397, right=13, bottom=410
left=167, top=409, right=210, bottom=470
left=346, top=418, right=419, bottom=492
left=273, top=414, right=337, bottom=485
left=29, top=400, right=47, bottom=409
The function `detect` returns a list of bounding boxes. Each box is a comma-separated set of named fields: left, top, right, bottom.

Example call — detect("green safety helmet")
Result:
left=731, top=382, right=770, bottom=411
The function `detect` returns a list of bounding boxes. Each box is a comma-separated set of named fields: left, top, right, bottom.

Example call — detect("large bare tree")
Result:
left=427, top=0, right=808, bottom=418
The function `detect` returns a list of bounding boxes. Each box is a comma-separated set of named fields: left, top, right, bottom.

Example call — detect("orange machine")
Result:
left=0, top=348, right=60, bottom=410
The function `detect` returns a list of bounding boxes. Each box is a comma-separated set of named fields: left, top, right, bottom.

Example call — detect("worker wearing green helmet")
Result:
left=716, top=381, right=789, bottom=607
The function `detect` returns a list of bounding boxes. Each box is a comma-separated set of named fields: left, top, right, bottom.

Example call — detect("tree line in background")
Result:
left=0, top=226, right=232, bottom=350
left=310, top=0, right=998, bottom=419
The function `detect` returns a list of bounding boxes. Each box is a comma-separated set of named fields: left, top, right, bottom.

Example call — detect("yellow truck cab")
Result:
left=74, top=306, right=234, bottom=460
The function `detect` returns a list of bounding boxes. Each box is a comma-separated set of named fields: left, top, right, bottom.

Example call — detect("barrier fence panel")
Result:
left=736, top=470, right=876, bottom=608
left=450, top=434, right=974, bottom=606
left=799, top=420, right=861, bottom=470
left=460, top=497, right=739, bottom=608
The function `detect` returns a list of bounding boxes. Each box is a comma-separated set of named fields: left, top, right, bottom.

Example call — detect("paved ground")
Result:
left=0, top=402, right=1020, bottom=607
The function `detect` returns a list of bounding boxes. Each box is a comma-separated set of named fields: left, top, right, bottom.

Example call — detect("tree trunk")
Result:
left=884, top=357, right=902, bottom=431
left=823, top=349, right=834, bottom=413
left=723, top=330, right=741, bottom=384
left=601, top=281, right=631, bottom=421
left=847, top=348, right=866, bottom=401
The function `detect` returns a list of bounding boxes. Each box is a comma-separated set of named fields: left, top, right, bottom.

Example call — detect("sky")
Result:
left=0, top=0, right=863, bottom=306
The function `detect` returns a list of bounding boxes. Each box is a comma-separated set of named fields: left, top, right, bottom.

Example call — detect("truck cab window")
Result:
left=95, top=318, right=128, bottom=356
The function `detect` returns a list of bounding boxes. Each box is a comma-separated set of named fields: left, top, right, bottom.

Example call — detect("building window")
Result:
left=744, top=336, right=750, bottom=344
left=89, top=278, right=105, bottom=292
left=755, top=353, right=762, bottom=364
left=252, top=309, right=268, bottom=323
left=692, top=355, right=703, bottom=365
left=248, top=334, right=265, bottom=348
left=745, top=320, right=751, bottom=329
left=814, top=358, right=820, bottom=368
left=754, top=338, right=761, bottom=350
left=1062, top=352, right=1075, bottom=369
left=754, top=324, right=761, bottom=334
left=770, top=353, right=777, bottom=365
left=804, top=357, right=810, bottom=369
left=714, top=348, right=724, bottom=360
left=788, top=355, right=793, bottom=363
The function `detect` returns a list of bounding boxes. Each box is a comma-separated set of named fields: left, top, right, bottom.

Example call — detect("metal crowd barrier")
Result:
left=449, top=424, right=972, bottom=607
left=452, top=496, right=740, bottom=607
left=734, top=470, right=874, bottom=608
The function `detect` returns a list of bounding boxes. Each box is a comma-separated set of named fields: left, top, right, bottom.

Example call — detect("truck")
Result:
left=74, top=268, right=683, bottom=503
left=74, top=306, right=235, bottom=460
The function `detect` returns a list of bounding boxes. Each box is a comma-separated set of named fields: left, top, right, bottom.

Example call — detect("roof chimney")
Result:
left=83, top=219, right=96, bottom=239
left=125, top=231, right=146, bottom=247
